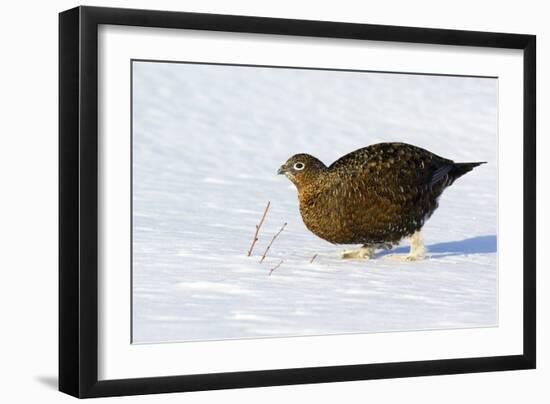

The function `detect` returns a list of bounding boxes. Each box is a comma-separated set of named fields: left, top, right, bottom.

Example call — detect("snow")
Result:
left=131, top=61, right=498, bottom=343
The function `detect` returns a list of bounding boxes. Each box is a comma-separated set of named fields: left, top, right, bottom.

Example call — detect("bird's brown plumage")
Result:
left=278, top=142, right=484, bottom=247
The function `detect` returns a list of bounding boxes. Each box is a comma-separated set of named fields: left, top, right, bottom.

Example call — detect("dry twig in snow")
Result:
left=310, top=254, right=318, bottom=264
left=268, top=260, right=284, bottom=276
left=246, top=201, right=270, bottom=256
left=259, top=222, right=287, bottom=263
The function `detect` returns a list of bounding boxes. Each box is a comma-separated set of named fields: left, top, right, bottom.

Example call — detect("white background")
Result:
left=0, top=0, right=546, bottom=403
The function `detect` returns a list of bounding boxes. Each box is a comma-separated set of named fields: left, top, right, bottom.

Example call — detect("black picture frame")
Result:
left=59, top=5, right=536, bottom=398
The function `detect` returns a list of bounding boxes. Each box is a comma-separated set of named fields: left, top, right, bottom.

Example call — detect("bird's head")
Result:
left=277, top=153, right=327, bottom=189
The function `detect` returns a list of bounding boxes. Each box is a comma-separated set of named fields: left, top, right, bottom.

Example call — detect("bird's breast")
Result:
left=297, top=183, right=358, bottom=244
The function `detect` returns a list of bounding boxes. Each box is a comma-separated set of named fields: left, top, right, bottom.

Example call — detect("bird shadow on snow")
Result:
left=382, top=235, right=497, bottom=258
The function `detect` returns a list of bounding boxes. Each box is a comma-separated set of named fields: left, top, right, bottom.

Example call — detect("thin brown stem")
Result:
left=309, top=254, right=318, bottom=264
left=259, top=222, right=287, bottom=263
left=246, top=201, right=270, bottom=257
left=268, top=260, right=284, bottom=276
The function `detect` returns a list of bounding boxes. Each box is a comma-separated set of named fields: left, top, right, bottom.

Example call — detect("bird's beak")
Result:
left=277, top=166, right=286, bottom=175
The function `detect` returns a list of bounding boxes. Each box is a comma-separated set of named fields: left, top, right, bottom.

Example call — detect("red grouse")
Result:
left=278, top=142, right=485, bottom=260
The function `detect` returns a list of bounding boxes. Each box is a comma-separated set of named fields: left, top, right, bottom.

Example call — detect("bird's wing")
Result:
left=429, top=164, right=453, bottom=187
left=328, top=143, right=454, bottom=202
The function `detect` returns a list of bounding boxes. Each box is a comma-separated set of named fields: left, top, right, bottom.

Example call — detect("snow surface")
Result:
left=132, top=61, right=498, bottom=343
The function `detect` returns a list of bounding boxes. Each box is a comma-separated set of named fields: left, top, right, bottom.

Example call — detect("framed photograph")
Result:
left=59, top=6, right=536, bottom=398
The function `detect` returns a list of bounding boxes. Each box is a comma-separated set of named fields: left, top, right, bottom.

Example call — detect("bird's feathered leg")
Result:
left=384, top=231, right=427, bottom=261
left=340, top=245, right=376, bottom=259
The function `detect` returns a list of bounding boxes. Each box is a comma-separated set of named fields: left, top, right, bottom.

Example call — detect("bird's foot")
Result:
left=383, top=253, right=424, bottom=261
left=383, top=231, right=426, bottom=261
left=340, top=246, right=375, bottom=260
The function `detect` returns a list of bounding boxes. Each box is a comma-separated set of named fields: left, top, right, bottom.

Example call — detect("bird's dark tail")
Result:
left=431, top=161, right=486, bottom=189
left=451, top=161, right=486, bottom=181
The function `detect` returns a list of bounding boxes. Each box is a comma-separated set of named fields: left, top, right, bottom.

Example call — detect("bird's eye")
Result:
left=293, top=162, right=305, bottom=171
